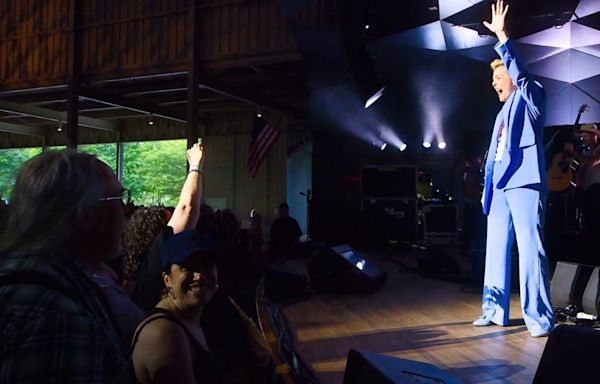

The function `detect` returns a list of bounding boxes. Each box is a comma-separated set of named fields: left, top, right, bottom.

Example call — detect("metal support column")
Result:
left=66, top=0, right=80, bottom=149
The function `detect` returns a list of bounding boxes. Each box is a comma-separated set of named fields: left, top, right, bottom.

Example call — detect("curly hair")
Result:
left=121, top=206, right=168, bottom=281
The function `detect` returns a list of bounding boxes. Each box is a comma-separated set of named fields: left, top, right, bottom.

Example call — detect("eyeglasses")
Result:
left=99, top=188, right=131, bottom=205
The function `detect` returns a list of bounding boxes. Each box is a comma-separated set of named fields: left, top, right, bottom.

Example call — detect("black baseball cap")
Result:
left=160, top=229, right=215, bottom=269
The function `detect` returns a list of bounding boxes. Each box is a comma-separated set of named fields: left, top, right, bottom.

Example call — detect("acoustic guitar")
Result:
left=546, top=104, right=588, bottom=192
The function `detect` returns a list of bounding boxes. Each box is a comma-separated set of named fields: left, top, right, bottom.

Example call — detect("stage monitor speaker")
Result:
left=307, top=245, right=387, bottom=294
left=550, top=261, right=594, bottom=310
left=582, top=267, right=600, bottom=316
left=533, top=324, right=600, bottom=383
left=265, top=263, right=312, bottom=304
left=343, top=349, right=463, bottom=384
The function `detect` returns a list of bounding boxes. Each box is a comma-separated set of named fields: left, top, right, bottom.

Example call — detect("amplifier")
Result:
left=361, top=198, right=418, bottom=243
left=423, top=204, right=458, bottom=243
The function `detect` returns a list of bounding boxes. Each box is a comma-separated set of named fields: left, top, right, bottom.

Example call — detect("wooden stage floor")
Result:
left=278, top=247, right=549, bottom=384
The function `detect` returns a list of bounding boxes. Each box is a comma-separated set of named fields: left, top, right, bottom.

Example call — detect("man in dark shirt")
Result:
left=269, top=203, right=302, bottom=262
left=0, top=151, right=130, bottom=383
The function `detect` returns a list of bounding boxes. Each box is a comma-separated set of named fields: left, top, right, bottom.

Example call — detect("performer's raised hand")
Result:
left=483, top=0, right=509, bottom=43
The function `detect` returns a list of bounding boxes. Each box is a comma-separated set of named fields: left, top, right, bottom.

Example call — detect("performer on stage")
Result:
left=565, top=123, right=600, bottom=255
left=473, top=0, right=554, bottom=337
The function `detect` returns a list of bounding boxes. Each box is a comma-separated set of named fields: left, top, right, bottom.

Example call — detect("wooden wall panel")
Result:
left=1, top=0, right=334, bottom=89
left=0, top=0, right=69, bottom=89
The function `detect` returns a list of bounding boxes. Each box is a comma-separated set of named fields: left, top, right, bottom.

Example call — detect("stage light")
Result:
left=423, top=141, right=431, bottom=148
left=438, top=141, right=447, bottom=149
left=400, top=143, right=407, bottom=151
left=380, top=142, right=387, bottom=151
left=57, top=121, right=62, bottom=132
left=364, top=87, right=385, bottom=109
left=148, top=115, right=154, bottom=126
left=364, top=24, right=370, bottom=30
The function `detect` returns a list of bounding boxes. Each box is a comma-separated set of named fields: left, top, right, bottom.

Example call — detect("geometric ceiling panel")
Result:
left=571, top=22, right=600, bottom=48
left=545, top=83, right=575, bottom=126
left=574, top=43, right=600, bottom=58
left=537, top=76, right=571, bottom=100
left=438, top=0, right=484, bottom=20
left=574, top=73, right=600, bottom=104
left=546, top=83, right=600, bottom=126
left=440, top=21, right=496, bottom=49
left=518, top=21, right=600, bottom=49
left=517, top=22, right=575, bottom=48
left=444, top=0, right=579, bottom=39
left=574, top=0, right=600, bottom=19
left=393, top=21, right=447, bottom=50
left=527, top=49, right=600, bottom=83
left=568, top=86, right=600, bottom=124
left=512, top=43, right=566, bottom=64
left=453, top=45, right=498, bottom=63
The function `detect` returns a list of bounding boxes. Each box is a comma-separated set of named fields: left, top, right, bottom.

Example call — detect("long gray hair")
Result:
left=0, top=150, right=112, bottom=257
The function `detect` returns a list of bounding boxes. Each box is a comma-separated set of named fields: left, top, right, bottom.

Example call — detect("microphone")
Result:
left=480, top=150, right=489, bottom=172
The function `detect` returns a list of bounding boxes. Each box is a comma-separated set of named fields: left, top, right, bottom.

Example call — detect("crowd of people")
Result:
left=0, top=142, right=302, bottom=383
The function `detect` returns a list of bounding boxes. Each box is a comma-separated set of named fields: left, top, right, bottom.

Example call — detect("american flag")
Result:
left=247, top=116, right=280, bottom=177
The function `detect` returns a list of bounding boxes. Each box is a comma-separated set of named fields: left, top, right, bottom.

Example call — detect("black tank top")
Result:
left=132, top=307, right=224, bottom=384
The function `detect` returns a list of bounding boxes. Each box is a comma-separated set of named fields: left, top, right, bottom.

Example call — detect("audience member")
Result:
left=133, top=142, right=205, bottom=311
left=131, top=229, right=223, bottom=384
left=122, top=206, right=171, bottom=296
left=269, top=203, right=302, bottom=262
left=0, top=150, right=130, bottom=383
left=247, top=209, right=266, bottom=265
left=93, top=261, right=146, bottom=348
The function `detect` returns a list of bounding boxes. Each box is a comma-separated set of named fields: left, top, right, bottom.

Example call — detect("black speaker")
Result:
left=361, top=166, right=417, bottom=198
left=582, top=267, right=600, bottom=316
left=550, top=261, right=594, bottom=311
left=344, top=349, right=462, bottom=384
left=362, top=198, right=418, bottom=243
left=265, top=263, right=312, bottom=304
left=533, top=324, right=600, bottom=383
left=307, top=244, right=387, bottom=294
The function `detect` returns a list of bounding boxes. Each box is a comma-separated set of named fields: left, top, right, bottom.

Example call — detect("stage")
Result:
left=273, top=247, right=548, bottom=384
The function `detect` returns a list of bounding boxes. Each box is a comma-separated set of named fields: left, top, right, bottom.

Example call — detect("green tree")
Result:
left=79, top=143, right=117, bottom=171
left=0, top=148, right=42, bottom=201
left=123, top=140, right=187, bottom=207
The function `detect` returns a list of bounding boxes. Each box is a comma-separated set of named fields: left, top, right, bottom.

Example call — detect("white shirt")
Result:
left=495, top=121, right=507, bottom=161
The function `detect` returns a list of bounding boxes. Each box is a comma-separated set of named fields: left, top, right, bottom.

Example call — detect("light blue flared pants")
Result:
left=481, top=178, right=554, bottom=333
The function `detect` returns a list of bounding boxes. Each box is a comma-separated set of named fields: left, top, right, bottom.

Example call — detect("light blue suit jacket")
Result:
left=482, top=39, right=547, bottom=215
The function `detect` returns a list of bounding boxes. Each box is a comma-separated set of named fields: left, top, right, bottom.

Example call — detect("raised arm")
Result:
left=167, top=143, right=204, bottom=234
left=485, top=0, right=544, bottom=114
left=483, top=0, right=509, bottom=43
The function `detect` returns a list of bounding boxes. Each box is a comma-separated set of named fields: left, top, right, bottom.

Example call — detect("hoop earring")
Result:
left=167, top=287, right=176, bottom=300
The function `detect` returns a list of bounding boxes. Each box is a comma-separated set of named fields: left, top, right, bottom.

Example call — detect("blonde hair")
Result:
left=490, top=59, right=504, bottom=72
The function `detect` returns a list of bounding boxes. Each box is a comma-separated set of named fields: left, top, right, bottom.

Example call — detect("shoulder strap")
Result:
left=130, top=308, right=195, bottom=353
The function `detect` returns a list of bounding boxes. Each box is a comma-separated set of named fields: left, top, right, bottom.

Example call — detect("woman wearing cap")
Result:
left=131, top=229, right=223, bottom=384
